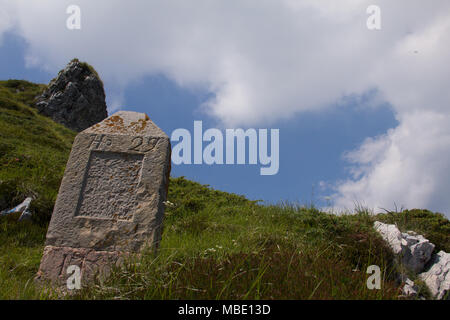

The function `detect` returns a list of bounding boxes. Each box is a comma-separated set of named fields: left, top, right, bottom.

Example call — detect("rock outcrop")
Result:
left=420, top=251, right=450, bottom=300
left=402, top=231, right=435, bottom=273
left=374, top=221, right=434, bottom=273
left=374, top=221, right=449, bottom=300
left=35, top=59, right=108, bottom=132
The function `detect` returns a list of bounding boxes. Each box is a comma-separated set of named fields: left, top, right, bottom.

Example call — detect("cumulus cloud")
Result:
left=0, top=0, right=15, bottom=42
left=333, top=10, right=450, bottom=214
left=335, top=111, right=450, bottom=213
left=1, top=0, right=392, bottom=124
left=1, top=0, right=450, bottom=215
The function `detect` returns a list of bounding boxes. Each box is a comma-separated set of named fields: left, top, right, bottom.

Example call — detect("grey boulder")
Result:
left=402, top=232, right=435, bottom=274
left=35, top=59, right=108, bottom=132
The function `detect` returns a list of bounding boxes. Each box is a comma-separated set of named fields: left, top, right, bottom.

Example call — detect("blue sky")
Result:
left=1, top=1, right=449, bottom=216
left=0, top=31, right=397, bottom=207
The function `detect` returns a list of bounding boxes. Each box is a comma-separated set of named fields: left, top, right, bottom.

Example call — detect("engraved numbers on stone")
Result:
left=129, top=136, right=159, bottom=153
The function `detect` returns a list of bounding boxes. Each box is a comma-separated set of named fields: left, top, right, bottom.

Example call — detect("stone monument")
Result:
left=36, top=111, right=171, bottom=289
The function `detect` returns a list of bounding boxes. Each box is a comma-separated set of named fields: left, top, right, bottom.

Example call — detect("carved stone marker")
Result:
left=36, top=111, right=171, bottom=289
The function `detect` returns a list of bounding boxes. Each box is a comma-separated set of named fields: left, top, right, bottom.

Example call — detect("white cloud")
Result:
left=334, top=12, right=450, bottom=215
left=0, top=0, right=15, bottom=42
left=1, top=0, right=450, bottom=215
left=334, top=111, right=450, bottom=214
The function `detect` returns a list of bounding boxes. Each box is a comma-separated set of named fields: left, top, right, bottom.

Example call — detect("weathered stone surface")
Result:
left=402, top=232, right=435, bottom=274
left=374, top=222, right=434, bottom=273
left=36, top=111, right=171, bottom=289
left=373, top=221, right=404, bottom=254
left=400, top=278, right=419, bottom=298
left=35, top=59, right=108, bottom=132
left=420, top=251, right=450, bottom=300
left=35, top=245, right=126, bottom=287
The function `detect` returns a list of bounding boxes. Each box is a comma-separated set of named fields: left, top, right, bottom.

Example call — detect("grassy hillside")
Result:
left=0, top=80, right=449, bottom=299
left=0, top=80, right=75, bottom=222
left=0, top=80, right=75, bottom=298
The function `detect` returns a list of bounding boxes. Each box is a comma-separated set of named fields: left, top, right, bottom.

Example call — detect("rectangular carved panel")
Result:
left=76, top=151, right=144, bottom=221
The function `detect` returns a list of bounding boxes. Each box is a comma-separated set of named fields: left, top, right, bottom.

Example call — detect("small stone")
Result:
left=401, top=278, right=418, bottom=298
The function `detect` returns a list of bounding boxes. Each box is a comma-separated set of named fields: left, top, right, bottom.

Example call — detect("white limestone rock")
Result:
left=374, top=222, right=434, bottom=273
left=419, top=251, right=450, bottom=300
left=401, top=278, right=418, bottom=298
left=373, top=221, right=404, bottom=254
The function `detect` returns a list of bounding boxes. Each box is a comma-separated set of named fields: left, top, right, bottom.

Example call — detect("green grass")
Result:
left=0, top=79, right=75, bottom=299
left=0, top=79, right=448, bottom=300
left=0, top=80, right=76, bottom=223
left=72, top=194, right=402, bottom=300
